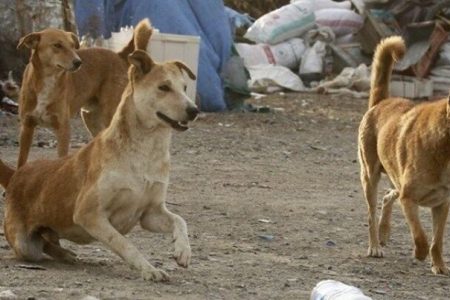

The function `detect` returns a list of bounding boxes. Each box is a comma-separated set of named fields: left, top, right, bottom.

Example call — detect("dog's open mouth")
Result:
left=156, top=112, right=189, bottom=132
left=57, top=64, right=81, bottom=72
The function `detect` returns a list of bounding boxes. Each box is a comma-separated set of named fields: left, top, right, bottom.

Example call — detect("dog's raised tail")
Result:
left=369, top=36, right=406, bottom=108
left=0, top=159, right=14, bottom=189
left=118, top=18, right=153, bottom=61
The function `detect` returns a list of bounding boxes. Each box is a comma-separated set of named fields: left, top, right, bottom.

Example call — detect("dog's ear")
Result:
left=70, top=33, right=80, bottom=49
left=128, top=50, right=154, bottom=75
left=17, top=33, right=41, bottom=50
left=173, top=61, right=196, bottom=80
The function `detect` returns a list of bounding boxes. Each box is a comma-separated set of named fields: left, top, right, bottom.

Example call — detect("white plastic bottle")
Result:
left=311, top=280, right=373, bottom=300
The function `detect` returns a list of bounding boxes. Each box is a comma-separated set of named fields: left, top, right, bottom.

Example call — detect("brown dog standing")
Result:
left=358, top=36, right=450, bottom=275
left=0, top=49, right=199, bottom=281
left=17, top=19, right=152, bottom=167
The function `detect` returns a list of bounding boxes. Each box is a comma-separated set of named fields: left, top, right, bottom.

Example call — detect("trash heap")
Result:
left=225, top=0, right=450, bottom=100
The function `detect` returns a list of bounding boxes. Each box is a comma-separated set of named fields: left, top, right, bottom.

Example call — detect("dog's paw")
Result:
left=414, top=245, right=429, bottom=261
left=432, top=264, right=449, bottom=276
left=142, top=267, right=170, bottom=282
left=174, top=240, right=191, bottom=268
left=367, top=245, right=384, bottom=258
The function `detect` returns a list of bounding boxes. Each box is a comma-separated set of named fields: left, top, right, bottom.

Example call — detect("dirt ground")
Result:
left=0, top=93, right=450, bottom=300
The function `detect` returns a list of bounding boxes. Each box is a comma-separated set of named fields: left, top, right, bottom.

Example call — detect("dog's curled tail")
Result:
left=369, top=36, right=406, bottom=108
left=0, top=159, right=14, bottom=190
left=118, top=18, right=153, bottom=61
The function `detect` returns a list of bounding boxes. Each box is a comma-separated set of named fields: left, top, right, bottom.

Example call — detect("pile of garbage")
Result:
left=224, top=0, right=290, bottom=19
left=0, top=71, right=19, bottom=115
left=225, top=0, right=450, bottom=101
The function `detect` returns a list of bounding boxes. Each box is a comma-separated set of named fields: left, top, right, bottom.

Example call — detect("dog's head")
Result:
left=128, top=50, right=198, bottom=131
left=17, top=29, right=82, bottom=72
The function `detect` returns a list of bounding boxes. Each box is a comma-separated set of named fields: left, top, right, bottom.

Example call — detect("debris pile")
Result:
left=224, top=0, right=290, bottom=19
left=225, top=0, right=450, bottom=103
left=0, top=71, right=19, bottom=115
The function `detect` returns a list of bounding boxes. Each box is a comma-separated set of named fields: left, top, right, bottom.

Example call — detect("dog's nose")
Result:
left=186, top=106, right=199, bottom=120
left=73, top=59, right=82, bottom=69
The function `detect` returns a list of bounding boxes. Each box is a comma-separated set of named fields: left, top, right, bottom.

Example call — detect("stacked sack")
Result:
left=235, top=0, right=363, bottom=89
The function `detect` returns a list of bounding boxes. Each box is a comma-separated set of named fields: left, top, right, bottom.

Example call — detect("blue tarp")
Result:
left=74, top=0, right=232, bottom=112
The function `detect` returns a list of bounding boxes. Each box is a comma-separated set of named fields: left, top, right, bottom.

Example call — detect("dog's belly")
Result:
left=58, top=225, right=96, bottom=244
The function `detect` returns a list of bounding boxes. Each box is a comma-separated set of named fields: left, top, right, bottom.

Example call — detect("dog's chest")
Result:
left=31, top=76, right=59, bottom=126
left=98, top=160, right=169, bottom=234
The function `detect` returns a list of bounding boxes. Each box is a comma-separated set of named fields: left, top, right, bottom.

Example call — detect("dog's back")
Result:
left=65, top=48, right=128, bottom=116
left=67, top=19, right=154, bottom=118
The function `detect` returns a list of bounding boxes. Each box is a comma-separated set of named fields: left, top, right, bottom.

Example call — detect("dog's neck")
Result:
left=102, top=88, right=172, bottom=161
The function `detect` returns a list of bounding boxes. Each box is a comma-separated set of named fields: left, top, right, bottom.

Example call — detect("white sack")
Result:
left=290, top=0, right=352, bottom=10
left=235, top=38, right=306, bottom=69
left=244, top=3, right=315, bottom=44
left=315, top=8, right=363, bottom=37
left=248, top=65, right=305, bottom=92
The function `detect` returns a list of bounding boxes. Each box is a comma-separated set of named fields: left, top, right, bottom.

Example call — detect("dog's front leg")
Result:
left=430, top=202, right=449, bottom=275
left=140, top=184, right=191, bottom=268
left=74, top=199, right=169, bottom=281
left=54, top=118, right=70, bottom=157
left=18, top=117, right=36, bottom=167
left=141, top=204, right=191, bottom=268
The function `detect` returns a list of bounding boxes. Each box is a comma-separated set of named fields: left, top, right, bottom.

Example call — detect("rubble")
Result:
left=226, top=0, right=450, bottom=100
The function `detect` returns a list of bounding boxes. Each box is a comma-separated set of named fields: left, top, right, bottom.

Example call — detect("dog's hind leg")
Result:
left=81, top=107, right=103, bottom=138
left=4, top=221, right=44, bottom=262
left=41, top=230, right=77, bottom=263
left=430, top=201, right=449, bottom=275
left=399, top=196, right=429, bottom=261
left=379, top=189, right=399, bottom=246
left=358, top=141, right=383, bottom=257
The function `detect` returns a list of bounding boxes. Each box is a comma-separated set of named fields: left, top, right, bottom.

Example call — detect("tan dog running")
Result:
left=358, top=36, right=450, bottom=275
left=17, top=19, right=152, bottom=167
left=0, top=49, right=199, bottom=281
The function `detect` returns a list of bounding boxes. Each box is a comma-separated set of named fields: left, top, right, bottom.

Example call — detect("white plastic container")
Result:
left=105, top=28, right=200, bottom=101
left=311, top=280, right=372, bottom=300
left=390, top=75, right=433, bottom=99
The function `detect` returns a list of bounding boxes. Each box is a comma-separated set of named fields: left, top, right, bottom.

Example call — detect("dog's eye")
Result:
left=184, top=85, right=187, bottom=92
left=158, top=85, right=171, bottom=92
left=53, top=43, right=63, bottom=49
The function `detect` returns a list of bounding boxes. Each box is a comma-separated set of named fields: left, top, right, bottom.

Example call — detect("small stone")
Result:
left=258, top=234, right=274, bottom=241
left=0, top=290, right=17, bottom=300
left=325, top=240, right=336, bottom=247
left=372, top=289, right=387, bottom=295
left=258, top=219, right=272, bottom=223
left=81, top=296, right=100, bottom=300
